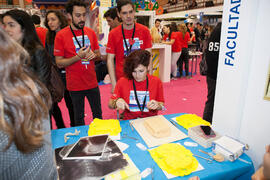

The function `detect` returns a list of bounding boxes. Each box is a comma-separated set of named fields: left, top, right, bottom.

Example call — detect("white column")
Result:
left=213, top=0, right=270, bottom=168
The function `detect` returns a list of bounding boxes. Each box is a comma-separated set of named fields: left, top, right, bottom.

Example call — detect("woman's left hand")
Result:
left=147, top=100, right=160, bottom=110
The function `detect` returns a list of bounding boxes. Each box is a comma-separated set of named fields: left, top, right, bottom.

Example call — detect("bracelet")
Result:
left=113, top=98, right=120, bottom=109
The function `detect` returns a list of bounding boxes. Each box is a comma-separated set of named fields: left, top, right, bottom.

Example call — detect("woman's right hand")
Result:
left=116, top=98, right=129, bottom=110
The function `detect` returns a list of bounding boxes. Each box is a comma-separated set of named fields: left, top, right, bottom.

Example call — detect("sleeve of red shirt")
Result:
left=54, top=32, right=64, bottom=57
left=106, top=31, right=115, bottom=54
left=171, top=32, right=177, bottom=40
left=144, top=28, right=152, bottom=49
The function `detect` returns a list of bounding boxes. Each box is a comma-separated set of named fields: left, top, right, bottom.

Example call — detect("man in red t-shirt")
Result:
left=106, top=0, right=152, bottom=93
left=54, top=0, right=102, bottom=126
left=32, top=14, right=47, bottom=47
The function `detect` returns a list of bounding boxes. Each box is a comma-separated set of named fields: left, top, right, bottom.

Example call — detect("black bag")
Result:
left=49, top=64, right=65, bottom=102
left=199, top=53, right=207, bottom=76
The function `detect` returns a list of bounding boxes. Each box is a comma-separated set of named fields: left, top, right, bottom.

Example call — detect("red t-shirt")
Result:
left=54, top=26, right=99, bottom=91
left=179, top=32, right=190, bottom=48
left=106, top=23, right=152, bottom=80
left=36, top=27, right=47, bottom=47
left=163, top=33, right=169, bottom=41
left=111, top=74, right=164, bottom=120
left=171, top=32, right=182, bottom=52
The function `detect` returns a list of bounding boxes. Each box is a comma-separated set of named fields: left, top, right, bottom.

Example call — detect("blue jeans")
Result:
left=69, top=87, right=102, bottom=126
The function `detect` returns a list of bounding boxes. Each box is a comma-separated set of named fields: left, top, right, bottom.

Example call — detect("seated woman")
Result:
left=0, top=28, right=57, bottom=179
left=109, top=50, right=164, bottom=120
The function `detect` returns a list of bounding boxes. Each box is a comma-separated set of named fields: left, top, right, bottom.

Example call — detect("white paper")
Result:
left=131, top=115, right=188, bottom=148
left=163, top=163, right=204, bottom=179
left=114, top=141, right=129, bottom=152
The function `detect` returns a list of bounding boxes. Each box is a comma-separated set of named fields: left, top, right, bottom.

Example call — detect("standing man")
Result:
left=54, top=0, right=102, bottom=126
left=202, top=22, right=221, bottom=124
left=106, top=0, right=152, bottom=93
left=104, top=7, right=121, bottom=30
left=150, top=18, right=162, bottom=43
left=32, top=14, right=47, bottom=47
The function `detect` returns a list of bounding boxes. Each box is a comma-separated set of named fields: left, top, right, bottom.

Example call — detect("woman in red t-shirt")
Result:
left=108, top=50, right=164, bottom=120
left=178, top=24, right=194, bottom=78
left=162, top=24, right=182, bottom=79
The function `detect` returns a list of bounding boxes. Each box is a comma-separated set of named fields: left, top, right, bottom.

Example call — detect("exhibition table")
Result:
left=189, top=51, right=203, bottom=77
left=51, top=113, right=254, bottom=180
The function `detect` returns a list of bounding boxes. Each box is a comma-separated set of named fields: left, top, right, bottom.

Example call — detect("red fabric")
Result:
left=111, top=74, right=164, bottom=120
left=54, top=26, right=99, bottom=91
left=106, top=23, right=152, bottom=80
left=179, top=32, right=190, bottom=48
left=36, top=27, right=47, bottom=47
left=163, top=33, right=169, bottom=41
left=171, top=32, right=182, bottom=52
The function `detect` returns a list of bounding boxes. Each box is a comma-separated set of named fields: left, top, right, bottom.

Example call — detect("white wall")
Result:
left=213, top=0, right=270, bottom=169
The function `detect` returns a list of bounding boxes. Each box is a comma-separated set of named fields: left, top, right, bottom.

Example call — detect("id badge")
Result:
left=81, top=58, right=90, bottom=65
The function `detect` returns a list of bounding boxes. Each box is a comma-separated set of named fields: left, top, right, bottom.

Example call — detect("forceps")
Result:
left=122, top=133, right=138, bottom=140
left=193, top=154, right=213, bottom=163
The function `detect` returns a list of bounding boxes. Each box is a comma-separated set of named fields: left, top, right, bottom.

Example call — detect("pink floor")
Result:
left=52, top=61, right=207, bottom=129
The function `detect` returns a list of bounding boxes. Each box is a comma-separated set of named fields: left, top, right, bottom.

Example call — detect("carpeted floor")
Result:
left=52, top=59, right=207, bottom=129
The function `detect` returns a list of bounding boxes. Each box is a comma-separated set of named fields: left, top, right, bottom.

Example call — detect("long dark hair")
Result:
left=164, top=24, right=172, bottom=40
left=45, top=10, right=68, bottom=45
left=0, top=28, right=51, bottom=153
left=3, top=9, right=51, bottom=86
left=3, top=9, right=42, bottom=51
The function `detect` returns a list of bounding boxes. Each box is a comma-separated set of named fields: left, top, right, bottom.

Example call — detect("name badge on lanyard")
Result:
left=70, top=26, right=90, bottom=67
left=122, top=24, right=136, bottom=57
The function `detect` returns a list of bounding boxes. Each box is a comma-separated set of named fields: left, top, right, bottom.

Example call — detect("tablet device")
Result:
left=62, top=134, right=109, bottom=160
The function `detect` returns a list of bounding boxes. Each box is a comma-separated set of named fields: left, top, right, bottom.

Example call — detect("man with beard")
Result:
left=54, top=0, right=102, bottom=126
left=106, top=0, right=152, bottom=93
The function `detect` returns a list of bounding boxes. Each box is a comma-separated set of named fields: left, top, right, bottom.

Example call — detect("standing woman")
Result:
left=0, top=27, right=58, bottom=179
left=162, top=24, right=182, bottom=79
left=178, top=24, right=194, bottom=78
left=45, top=10, right=75, bottom=128
left=3, top=10, right=51, bottom=86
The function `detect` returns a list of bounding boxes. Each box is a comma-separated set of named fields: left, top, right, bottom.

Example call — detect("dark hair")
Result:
left=31, top=14, right=41, bottom=25
left=0, top=27, right=51, bottom=153
left=0, top=14, right=4, bottom=24
left=45, top=10, right=68, bottom=45
left=104, top=7, right=119, bottom=20
left=124, top=50, right=150, bottom=80
left=3, top=9, right=42, bottom=49
left=65, top=0, right=87, bottom=15
left=3, top=9, right=51, bottom=87
left=170, top=22, right=178, bottom=32
left=117, top=0, right=134, bottom=13
left=155, top=19, right=161, bottom=24
left=164, top=24, right=172, bottom=40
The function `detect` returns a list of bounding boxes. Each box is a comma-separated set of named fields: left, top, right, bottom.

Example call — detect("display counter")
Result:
left=152, top=43, right=171, bottom=82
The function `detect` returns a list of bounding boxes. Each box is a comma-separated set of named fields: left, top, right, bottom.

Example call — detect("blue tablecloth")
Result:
left=51, top=113, right=254, bottom=180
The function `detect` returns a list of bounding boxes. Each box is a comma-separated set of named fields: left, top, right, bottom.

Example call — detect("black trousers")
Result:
left=178, top=48, right=189, bottom=77
left=60, top=72, right=75, bottom=127
left=203, top=76, right=216, bottom=124
left=50, top=102, right=65, bottom=129
left=64, top=89, right=75, bottom=127
left=69, top=87, right=102, bottom=126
